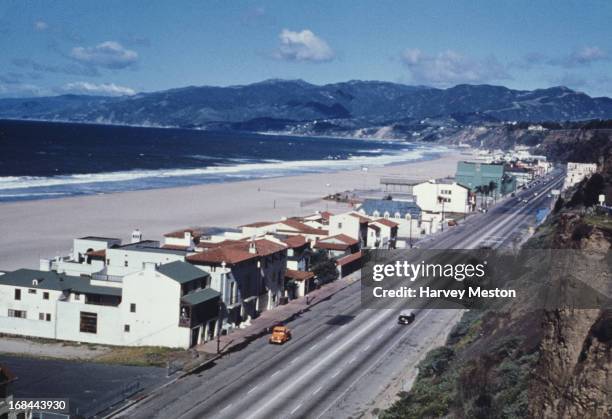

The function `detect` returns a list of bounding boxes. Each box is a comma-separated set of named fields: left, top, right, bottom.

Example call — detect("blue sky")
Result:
left=1, top=1, right=611, bottom=98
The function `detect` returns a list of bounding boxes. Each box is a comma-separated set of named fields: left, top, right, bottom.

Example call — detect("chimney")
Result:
left=131, top=229, right=142, bottom=243
left=249, top=240, right=257, bottom=254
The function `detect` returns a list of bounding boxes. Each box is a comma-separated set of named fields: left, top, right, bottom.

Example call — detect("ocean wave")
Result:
left=0, top=146, right=446, bottom=192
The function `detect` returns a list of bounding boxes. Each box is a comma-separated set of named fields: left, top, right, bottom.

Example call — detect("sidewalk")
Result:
left=196, top=271, right=361, bottom=355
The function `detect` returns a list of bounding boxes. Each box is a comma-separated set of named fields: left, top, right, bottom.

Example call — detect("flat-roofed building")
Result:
left=0, top=262, right=219, bottom=348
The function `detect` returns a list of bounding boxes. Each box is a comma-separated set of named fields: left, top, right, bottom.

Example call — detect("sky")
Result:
left=1, top=0, right=611, bottom=98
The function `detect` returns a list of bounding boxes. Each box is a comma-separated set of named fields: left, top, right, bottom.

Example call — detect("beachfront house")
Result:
left=412, top=179, right=471, bottom=214
left=0, top=261, right=220, bottom=348
left=356, top=199, right=422, bottom=246
left=187, top=238, right=287, bottom=330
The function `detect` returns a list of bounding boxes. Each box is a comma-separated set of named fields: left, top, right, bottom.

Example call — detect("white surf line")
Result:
left=347, top=356, right=357, bottom=365
left=314, top=310, right=439, bottom=419
left=271, top=370, right=281, bottom=377
left=309, top=343, right=319, bottom=351
left=363, top=344, right=371, bottom=352
left=219, top=404, right=233, bottom=413
left=313, top=386, right=323, bottom=396
left=331, top=369, right=341, bottom=378
left=241, top=308, right=396, bottom=419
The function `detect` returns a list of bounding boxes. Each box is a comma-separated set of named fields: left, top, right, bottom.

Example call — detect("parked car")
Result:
left=447, top=219, right=458, bottom=227
left=398, top=310, right=416, bottom=325
left=269, top=325, right=292, bottom=344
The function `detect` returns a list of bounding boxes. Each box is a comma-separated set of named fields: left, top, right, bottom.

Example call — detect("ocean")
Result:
left=0, top=120, right=445, bottom=202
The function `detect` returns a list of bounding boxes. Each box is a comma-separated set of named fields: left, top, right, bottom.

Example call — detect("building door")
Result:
left=191, top=327, right=200, bottom=347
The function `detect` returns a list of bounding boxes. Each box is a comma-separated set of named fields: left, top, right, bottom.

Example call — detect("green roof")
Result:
left=181, top=288, right=220, bottom=306
left=0, top=269, right=121, bottom=297
left=157, top=261, right=210, bottom=284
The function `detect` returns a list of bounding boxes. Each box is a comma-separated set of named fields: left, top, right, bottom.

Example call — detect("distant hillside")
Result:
left=1, top=80, right=612, bottom=130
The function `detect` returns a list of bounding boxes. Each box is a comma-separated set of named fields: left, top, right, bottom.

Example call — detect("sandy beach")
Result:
left=0, top=150, right=471, bottom=271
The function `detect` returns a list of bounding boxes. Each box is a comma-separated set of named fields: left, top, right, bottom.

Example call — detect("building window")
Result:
left=337, top=222, right=342, bottom=229
left=229, top=282, right=235, bottom=305
left=39, top=313, right=45, bottom=320
left=124, top=260, right=129, bottom=267
left=79, top=311, right=97, bottom=334
left=124, top=324, right=130, bottom=332
left=130, top=303, right=136, bottom=313
left=8, top=309, right=26, bottom=319
left=28, top=289, right=37, bottom=294
left=106, top=258, right=110, bottom=264
left=46, top=313, right=51, bottom=322
left=74, top=293, right=81, bottom=301
left=43, top=292, right=49, bottom=300
left=14, top=289, right=21, bottom=300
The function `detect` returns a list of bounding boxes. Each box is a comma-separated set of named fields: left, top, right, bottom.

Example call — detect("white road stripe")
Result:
left=247, top=385, right=258, bottom=394
left=290, top=403, right=303, bottom=415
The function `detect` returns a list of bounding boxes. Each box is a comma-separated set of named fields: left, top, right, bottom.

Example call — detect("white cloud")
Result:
left=61, top=81, right=136, bottom=96
left=401, top=49, right=509, bottom=86
left=70, top=41, right=138, bottom=69
left=34, top=20, right=48, bottom=31
left=275, top=29, right=335, bottom=62
left=565, top=46, right=607, bottom=66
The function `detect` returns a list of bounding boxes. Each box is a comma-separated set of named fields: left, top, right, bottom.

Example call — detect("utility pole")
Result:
left=216, top=299, right=224, bottom=354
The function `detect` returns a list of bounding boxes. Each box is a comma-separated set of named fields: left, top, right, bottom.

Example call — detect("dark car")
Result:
left=398, top=310, right=416, bottom=325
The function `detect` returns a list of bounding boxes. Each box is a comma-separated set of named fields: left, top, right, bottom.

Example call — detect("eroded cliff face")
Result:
left=529, top=219, right=612, bottom=419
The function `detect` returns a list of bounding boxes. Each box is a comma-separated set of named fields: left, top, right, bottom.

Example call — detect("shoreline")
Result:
left=0, top=149, right=473, bottom=271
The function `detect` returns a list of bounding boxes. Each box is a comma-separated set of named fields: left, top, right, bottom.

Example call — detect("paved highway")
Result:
left=115, top=172, right=563, bottom=419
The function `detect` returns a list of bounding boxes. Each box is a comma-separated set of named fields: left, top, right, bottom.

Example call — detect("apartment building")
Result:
left=0, top=261, right=220, bottom=348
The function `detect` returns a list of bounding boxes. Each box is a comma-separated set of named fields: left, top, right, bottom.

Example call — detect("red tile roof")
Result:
left=325, top=234, right=359, bottom=245
left=281, top=235, right=309, bottom=248
left=189, top=238, right=286, bottom=265
left=240, top=221, right=275, bottom=228
left=373, top=218, right=399, bottom=228
left=320, top=211, right=334, bottom=220
left=285, top=269, right=315, bottom=281
left=337, top=251, right=362, bottom=266
left=278, top=219, right=329, bottom=236
left=161, top=244, right=191, bottom=250
left=85, top=249, right=106, bottom=258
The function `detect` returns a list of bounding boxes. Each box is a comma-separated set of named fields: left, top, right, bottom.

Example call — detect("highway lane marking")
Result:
left=313, top=386, right=322, bottom=395
left=314, top=309, right=440, bottom=419
left=247, top=385, right=259, bottom=394
left=290, top=403, right=303, bottom=415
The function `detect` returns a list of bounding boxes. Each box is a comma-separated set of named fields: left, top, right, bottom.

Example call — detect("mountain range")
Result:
left=1, top=79, right=612, bottom=130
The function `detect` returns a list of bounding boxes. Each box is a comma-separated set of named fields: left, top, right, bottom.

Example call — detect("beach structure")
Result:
left=412, top=179, right=471, bottom=214
left=563, top=162, right=597, bottom=190
left=0, top=261, right=220, bottom=348
left=455, top=161, right=516, bottom=197
left=356, top=199, right=422, bottom=245
left=188, top=238, right=287, bottom=328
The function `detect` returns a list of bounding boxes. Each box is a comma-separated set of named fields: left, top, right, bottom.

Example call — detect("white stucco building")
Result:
left=563, top=162, right=597, bottom=190
left=412, top=179, right=470, bottom=214
left=0, top=261, right=220, bottom=348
